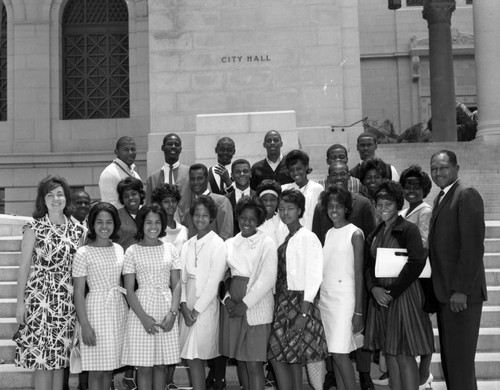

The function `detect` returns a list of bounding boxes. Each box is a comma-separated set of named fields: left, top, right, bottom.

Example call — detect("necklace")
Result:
left=194, top=242, right=205, bottom=267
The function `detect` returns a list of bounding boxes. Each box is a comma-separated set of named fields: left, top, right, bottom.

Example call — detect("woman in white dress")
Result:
left=318, top=187, right=364, bottom=390
left=152, top=183, right=188, bottom=253
left=256, top=179, right=288, bottom=247
left=122, top=205, right=181, bottom=390
left=73, top=202, right=128, bottom=390
left=281, top=150, right=324, bottom=231
left=179, top=195, right=227, bottom=390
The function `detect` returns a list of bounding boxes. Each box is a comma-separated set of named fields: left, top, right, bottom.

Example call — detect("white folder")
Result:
left=375, top=247, right=431, bottom=278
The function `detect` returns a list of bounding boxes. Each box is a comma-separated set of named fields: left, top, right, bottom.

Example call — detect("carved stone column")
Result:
left=422, top=0, right=456, bottom=141
left=474, top=0, right=500, bottom=143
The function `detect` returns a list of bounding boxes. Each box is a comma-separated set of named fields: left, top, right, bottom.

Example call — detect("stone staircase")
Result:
left=0, top=141, right=499, bottom=389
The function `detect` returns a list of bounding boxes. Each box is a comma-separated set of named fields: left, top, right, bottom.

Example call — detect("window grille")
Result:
left=62, top=0, right=129, bottom=119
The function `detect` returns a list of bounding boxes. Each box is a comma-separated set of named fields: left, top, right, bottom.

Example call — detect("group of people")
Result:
left=14, top=129, right=486, bottom=390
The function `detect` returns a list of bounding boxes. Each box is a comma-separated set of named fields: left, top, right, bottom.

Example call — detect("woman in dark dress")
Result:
left=364, top=181, right=434, bottom=390
left=268, top=189, right=328, bottom=390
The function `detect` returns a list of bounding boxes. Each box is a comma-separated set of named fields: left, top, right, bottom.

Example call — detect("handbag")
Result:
left=375, top=247, right=431, bottom=278
left=69, top=322, right=82, bottom=374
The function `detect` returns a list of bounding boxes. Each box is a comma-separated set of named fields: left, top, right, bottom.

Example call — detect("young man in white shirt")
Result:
left=226, top=159, right=255, bottom=235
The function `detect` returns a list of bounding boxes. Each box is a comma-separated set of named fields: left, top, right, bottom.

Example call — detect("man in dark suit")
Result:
left=146, top=133, right=191, bottom=220
left=225, top=158, right=255, bottom=235
left=208, top=137, right=236, bottom=195
left=250, top=130, right=294, bottom=190
left=311, top=161, right=376, bottom=390
left=428, top=150, right=486, bottom=390
left=183, top=163, right=234, bottom=241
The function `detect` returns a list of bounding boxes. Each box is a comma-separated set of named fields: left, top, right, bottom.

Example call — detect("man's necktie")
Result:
left=435, top=190, right=445, bottom=206
left=169, top=164, right=174, bottom=184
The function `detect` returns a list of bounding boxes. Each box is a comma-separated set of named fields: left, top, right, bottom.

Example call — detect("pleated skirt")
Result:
left=364, top=279, right=435, bottom=356
left=219, top=276, right=270, bottom=362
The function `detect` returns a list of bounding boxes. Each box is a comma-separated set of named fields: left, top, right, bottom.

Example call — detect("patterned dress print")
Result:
left=15, top=215, right=85, bottom=370
left=268, top=231, right=328, bottom=364
left=73, top=244, right=128, bottom=371
left=122, top=243, right=181, bottom=366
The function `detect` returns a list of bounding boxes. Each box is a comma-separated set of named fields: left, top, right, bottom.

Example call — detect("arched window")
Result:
left=0, top=4, right=7, bottom=121
left=62, top=0, right=129, bottom=119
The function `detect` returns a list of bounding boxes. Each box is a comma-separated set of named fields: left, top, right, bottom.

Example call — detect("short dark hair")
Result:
left=285, top=150, right=312, bottom=174
left=231, top=158, right=251, bottom=171
left=189, top=163, right=208, bottom=177
left=116, top=136, right=135, bottom=149
left=33, top=175, right=72, bottom=218
left=151, top=183, right=181, bottom=204
left=399, top=164, right=432, bottom=198
left=256, top=179, right=282, bottom=197
left=162, top=133, right=181, bottom=146
left=190, top=195, right=217, bottom=221
left=117, top=177, right=145, bottom=206
left=374, top=180, right=405, bottom=210
left=357, top=132, right=377, bottom=144
left=359, top=158, right=389, bottom=182
left=320, top=186, right=352, bottom=218
left=134, top=205, right=168, bottom=241
left=280, top=189, right=306, bottom=218
left=430, top=149, right=458, bottom=166
left=326, top=144, right=347, bottom=158
left=235, top=196, right=267, bottom=227
left=86, top=202, right=121, bottom=241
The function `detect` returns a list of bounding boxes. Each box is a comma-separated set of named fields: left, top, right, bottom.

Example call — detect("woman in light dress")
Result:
left=73, top=202, right=128, bottom=390
left=152, top=183, right=188, bottom=253
left=318, top=187, right=364, bottom=390
left=281, top=150, right=324, bottom=231
left=122, top=205, right=181, bottom=390
left=256, top=179, right=288, bottom=247
left=400, top=165, right=435, bottom=390
left=179, top=195, right=227, bottom=390
left=220, top=196, right=278, bottom=390
left=15, top=175, right=86, bottom=390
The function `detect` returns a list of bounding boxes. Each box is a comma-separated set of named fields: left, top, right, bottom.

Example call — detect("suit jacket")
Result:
left=226, top=189, right=256, bottom=235
left=146, top=164, right=191, bottom=222
left=183, top=192, right=234, bottom=241
left=428, top=180, right=487, bottom=304
left=311, top=193, right=376, bottom=246
left=208, top=166, right=232, bottom=195
left=250, top=158, right=294, bottom=190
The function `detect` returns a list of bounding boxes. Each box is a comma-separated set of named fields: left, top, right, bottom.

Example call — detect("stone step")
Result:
left=0, top=299, right=17, bottom=317
left=0, top=364, right=34, bottom=389
left=0, top=266, right=17, bottom=282
left=0, top=317, right=17, bottom=339
left=486, top=222, right=500, bottom=239
left=429, top=352, right=500, bottom=381
left=0, top=237, right=21, bottom=252
left=0, top=282, right=16, bottom=299
left=485, top=239, right=500, bottom=252
left=485, top=253, right=500, bottom=268
left=486, top=287, right=500, bottom=305
left=0, top=252, right=20, bottom=266
left=486, top=268, right=500, bottom=285
left=432, top=328, right=500, bottom=353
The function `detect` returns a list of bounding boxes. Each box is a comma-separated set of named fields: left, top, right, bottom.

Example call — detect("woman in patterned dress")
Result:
left=179, top=196, right=227, bottom=390
left=268, top=189, right=328, bottom=390
left=364, top=181, right=434, bottom=390
left=15, top=175, right=86, bottom=390
left=122, top=205, right=182, bottom=390
left=73, top=202, right=128, bottom=390
left=151, top=183, right=188, bottom=387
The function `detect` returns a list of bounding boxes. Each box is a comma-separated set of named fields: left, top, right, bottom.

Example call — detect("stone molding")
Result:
left=422, top=0, right=456, bottom=26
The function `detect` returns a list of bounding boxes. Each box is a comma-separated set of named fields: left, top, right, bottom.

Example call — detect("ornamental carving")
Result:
left=422, top=1, right=456, bottom=26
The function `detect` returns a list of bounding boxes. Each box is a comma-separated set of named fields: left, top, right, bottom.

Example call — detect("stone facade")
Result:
left=359, top=0, right=475, bottom=134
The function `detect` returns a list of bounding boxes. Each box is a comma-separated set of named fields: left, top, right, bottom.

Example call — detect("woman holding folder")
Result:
left=363, top=180, right=434, bottom=390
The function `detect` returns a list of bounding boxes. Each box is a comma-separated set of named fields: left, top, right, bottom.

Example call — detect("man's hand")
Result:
left=450, top=292, right=467, bottom=313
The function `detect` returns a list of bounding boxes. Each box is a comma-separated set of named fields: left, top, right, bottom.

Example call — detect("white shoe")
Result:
left=372, top=372, right=389, bottom=386
left=419, top=373, right=433, bottom=390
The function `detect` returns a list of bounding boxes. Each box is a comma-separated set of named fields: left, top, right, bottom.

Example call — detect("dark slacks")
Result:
left=437, top=301, right=482, bottom=390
